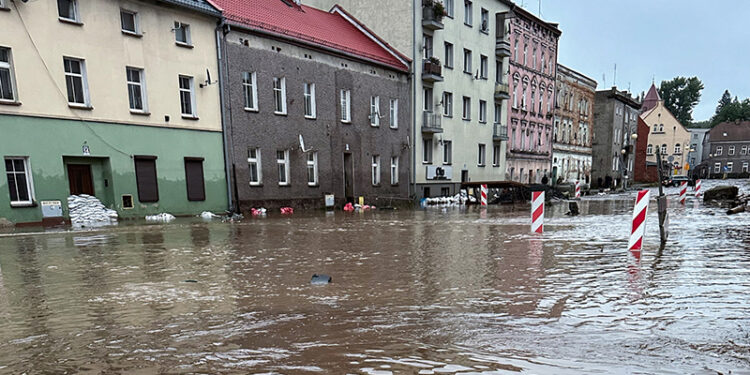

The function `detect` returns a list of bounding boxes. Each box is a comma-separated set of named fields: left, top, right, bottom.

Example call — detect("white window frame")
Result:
left=464, top=0, right=473, bottom=26
left=174, top=21, right=192, bottom=47
left=371, top=155, right=381, bottom=186
left=307, top=151, right=318, bottom=186
left=727, top=162, right=733, bottom=172
left=423, top=138, right=433, bottom=164
left=444, top=0, right=454, bottom=17
left=480, top=55, right=488, bottom=79
left=277, top=150, right=290, bottom=186
left=178, top=75, right=196, bottom=117
left=647, top=144, right=653, bottom=155
left=493, top=144, right=500, bottom=167
left=58, top=0, right=80, bottom=23
left=714, top=163, right=721, bottom=174
left=370, top=95, right=380, bottom=126
left=390, top=156, right=399, bottom=185
left=126, top=67, right=147, bottom=113
left=462, top=96, right=471, bottom=120
left=247, top=148, right=262, bottom=185
left=742, top=145, right=748, bottom=155
left=273, top=77, right=287, bottom=115
left=743, top=162, right=749, bottom=173
left=340, top=89, right=351, bottom=123
left=443, top=92, right=453, bottom=117
left=389, top=99, right=398, bottom=129
left=120, top=9, right=140, bottom=36
left=478, top=144, right=486, bottom=166
left=63, top=57, right=90, bottom=107
left=0, top=46, right=18, bottom=102
left=478, top=100, right=487, bottom=123
left=303, top=82, right=316, bottom=119
left=716, top=146, right=723, bottom=155
left=675, top=144, right=682, bottom=154
left=728, top=145, right=735, bottom=155
left=444, top=42, right=454, bottom=69
left=661, top=144, right=667, bottom=155
left=242, top=72, right=258, bottom=111
left=463, top=49, right=472, bottom=74
left=443, top=141, right=452, bottom=164
left=4, top=157, right=34, bottom=206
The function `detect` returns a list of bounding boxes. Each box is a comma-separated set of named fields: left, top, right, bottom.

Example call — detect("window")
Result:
left=389, top=99, right=398, bottom=128
left=521, top=87, right=527, bottom=109
left=493, top=145, right=500, bottom=166
left=494, top=103, right=501, bottom=124
left=661, top=144, right=667, bottom=155
left=371, top=155, right=381, bottom=185
left=495, top=60, right=503, bottom=83
left=340, top=89, right=351, bottom=122
left=273, top=77, right=287, bottom=115
left=4, top=157, right=34, bottom=206
left=370, top=96, right=380, bottom=126
left=744, top=162, right=749, bottom=173
left=134, top=156, right=159, bottom=203
left=462, top=96, right=471, bottom=120
left=463, top=49, right=472, bottom=74
left=174, top=21, right=192, bottom=46
left=513, top=39, right=519, bottom=62
left=530, top=89, right=535, bottom=112
left=729, top=145, right=735, bottom=155
left=390, top=156, right=399, bottom=185
left=480, top=8, right=489, bottom=32
left=242, top=72, right=258, bottom=111
left=612, top=156, right=618, bottom=171
left=479, top=55, right=488, bottom=79
left=647, top=144, right=653, bottom=155
left=532, top=45, right=537, bottom=69
left=422, top=34, right=433, bottom=58
left=120, top=9, right=139, bottom=35
left=63, top=57, right=89, bottom=106
left=58, top=0, right=80, bottom=22
left=184, top=158, right=205, bottom=201
left=423, top=138, right=433, bottom=163
left=523, top=43, right=528, bottom=65
left=126, top=67, right=147, bottom=112
left=423, top=87, right=433, bottom=111
left=742, top=146, right=748, bottom=155
left=443, top=92, right=453, bottom=117
left=444, top=0, right=454, bottom=17
left=478, top=100, right=487, bottom=123
left=716, top=146, right=723, bottom=155
left=478, top=144, right=486, bottom=166
left=444, top=42, right=454, bottom=69
left=443, top=141, right=452, bottom=164
left=247, top=148, right=262, bottom=185
left=178, top=75, right=196, bottom=117
left=512, top=83, right=518, bottom=108
left=727, top=162, right=733, bottom=172
left=276, top=150, right=290, bottom=185
left=714, top=163, right=721, bottom=173
left=0, top=47, right=17, bottom=102
left=307, top=152, right=318, bottom=186
left=464, top=0, right=472, bottom=26
left=304, top=82, right=316, bottom=118
left=675, top=143, right=682, bottom=154
left=538, top=91, right=543, bottom=113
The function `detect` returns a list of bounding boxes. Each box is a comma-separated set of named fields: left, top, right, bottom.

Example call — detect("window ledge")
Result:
left=10, top=202, right=37, bottom=208
left=493, top=164, right=500, bottom=167
left=422, top=162, right=433, bottom=165
left=122, top=30, right=143, bottom=38
left=478, top=164, right=486, bottom=167
left=249, top=183, right=263, bottom=187
left=370, top=124, right=380, bottom=128
left=341, top=120, right=351, bottom=124
left=443, top=162, right=452, bottom=166
left=273, top=112, right=288, bottom=116
left=0, top=7, right=10, bottom=12
left=391, top=183, right=400, bottom=187
left=443, top=114, right=453, bottom=118
left=464, top=22, right=473, bottom=27
left=308, top=184, right=319, bottom=187
left=480, top=29, right=489, bottom=35
left=462, top=118, right=471, bottom=122
left=278, top=183, right=291, bottom=187
left=59, top=17, right=83, bottom=26
left=372, top=184, right=381, bottom=187
left=68, top=104, right=93, bottom=110
left=445, top=65, right=453, bottom=70
left=175, top=42, right=194, bottom=49
left=304, top=115, right=317, bottom=120
left=389, top=126, right=398, bottom=130
left=130, top=110, right=150, bottom=116
left=0, top=100, right=21, bottom=106
left=479, top=121, right=487, bottom=124
left=181, top=115, right=199, bottom=120
left=244, top=107, right=258, bottom=113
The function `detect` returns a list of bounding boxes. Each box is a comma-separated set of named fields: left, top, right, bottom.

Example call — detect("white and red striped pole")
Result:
left=480, top=184, right=488, bottom=206
left=695, top=179, right=702, bottom=197
left=531, top=191, right=545, bottom=234
left=574, top=180, right=581, bottom=199
left=679, top=181, right=687, bottom=205
left=628, top=189, right=651, bottom=251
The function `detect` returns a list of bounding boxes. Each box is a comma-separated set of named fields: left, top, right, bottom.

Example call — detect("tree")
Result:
left=716, top=90, right=732, bottom=115
left=711, top=97, right=750, bottom=126
left=657, top=76, right=704, bottom=125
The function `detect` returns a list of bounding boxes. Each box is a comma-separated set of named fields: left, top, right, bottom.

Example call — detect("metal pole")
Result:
left=655, top=147, right=667, bottom=244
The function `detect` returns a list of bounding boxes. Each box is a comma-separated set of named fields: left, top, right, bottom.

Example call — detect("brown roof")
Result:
left=641, top=83, right=661, bottom=113
left=708, top=121, right=750, bottom=142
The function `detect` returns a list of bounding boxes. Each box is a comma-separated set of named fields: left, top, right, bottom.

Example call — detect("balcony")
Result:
left=422, top=2, right=444, bottom=31
left=495, top=38, right=511, bottom=58
left=422, top=111, right=443, bottom=134
left=493, top=123, right=508, bottom=142
left=422, top=59, right=443, bottom=83
left=494, top=82, right=510, bottom=100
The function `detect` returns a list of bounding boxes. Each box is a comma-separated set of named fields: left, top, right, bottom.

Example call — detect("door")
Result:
left=343, top=153, right=354, bottom=202
left=67, top=164, right=95, bottom=196
left=461, top=170, right=469, bottom=183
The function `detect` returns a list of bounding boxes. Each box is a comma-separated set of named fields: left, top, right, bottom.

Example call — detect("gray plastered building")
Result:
left=591, top=87, right=641, bottom=189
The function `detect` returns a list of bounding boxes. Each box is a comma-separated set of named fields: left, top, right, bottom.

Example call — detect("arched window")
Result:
left=674, top=143, right=681, bottom=154
left=661, top=144, right=667, bottom=155
left=647, top=144, right=653, bottom=155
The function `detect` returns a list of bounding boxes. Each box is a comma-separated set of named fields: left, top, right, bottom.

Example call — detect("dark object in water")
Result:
left=704, top=185, right=739, bottom=202
left=183, top=279, right=198, bottom=283
left=311, top=274, right=332, bottom=284
left=566, top=202, right=580, bottom=216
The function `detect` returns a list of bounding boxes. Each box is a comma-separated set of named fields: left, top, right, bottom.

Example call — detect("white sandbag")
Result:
left=145, top=213, right=176, bottom=222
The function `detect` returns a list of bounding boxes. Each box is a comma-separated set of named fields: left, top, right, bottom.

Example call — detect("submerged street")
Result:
left=0, top=181, right=749, bottom=374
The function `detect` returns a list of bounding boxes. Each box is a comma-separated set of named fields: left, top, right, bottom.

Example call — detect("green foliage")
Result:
left=711, top=97, right=750, bottom=126
left=716, top=90, right=732, bottom=115
left=657, top=76, right=704, bottom=125
left=687, top=120, right=711, bottom=129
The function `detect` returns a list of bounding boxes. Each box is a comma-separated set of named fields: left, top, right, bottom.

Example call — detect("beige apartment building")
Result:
left=640, top=85, right=691, bottom=175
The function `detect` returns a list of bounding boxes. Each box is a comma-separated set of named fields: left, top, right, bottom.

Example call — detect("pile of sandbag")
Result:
left=423, top=191, right=469, bottom=206
left=145, top=213, right=175, bottom=222
left=67, top=194, right=118, bottom=227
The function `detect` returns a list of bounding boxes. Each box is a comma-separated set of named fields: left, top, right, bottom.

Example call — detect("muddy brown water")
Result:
left=0, top=180, right=749, bottom=374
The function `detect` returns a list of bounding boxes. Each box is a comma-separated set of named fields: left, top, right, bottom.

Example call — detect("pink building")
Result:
left=505, top=6, right=560, bottom=184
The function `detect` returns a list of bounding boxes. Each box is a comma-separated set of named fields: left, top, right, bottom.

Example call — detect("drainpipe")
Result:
left=215, top=21, right=235, bottom=212
left=411, top=0, right=417, bottom=200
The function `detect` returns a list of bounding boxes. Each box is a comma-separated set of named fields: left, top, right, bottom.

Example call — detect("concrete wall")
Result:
left=222, top=31, right=411, bottom=210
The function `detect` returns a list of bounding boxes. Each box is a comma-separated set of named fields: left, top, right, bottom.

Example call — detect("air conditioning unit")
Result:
left=426, top=165, right=452, bottom=180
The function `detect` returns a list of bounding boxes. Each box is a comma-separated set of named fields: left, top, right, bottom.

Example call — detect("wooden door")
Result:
left=67, top=164, right=95, bottom=196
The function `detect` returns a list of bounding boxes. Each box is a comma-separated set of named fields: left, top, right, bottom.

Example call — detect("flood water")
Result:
left=1, top=180, right=749, bottom=374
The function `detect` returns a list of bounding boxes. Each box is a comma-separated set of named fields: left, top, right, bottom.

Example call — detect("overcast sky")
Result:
left=521, top=0, right=749, bottom=122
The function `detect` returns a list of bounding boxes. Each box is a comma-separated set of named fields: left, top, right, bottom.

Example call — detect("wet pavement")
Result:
left=0, top=180, right=749, bottom=374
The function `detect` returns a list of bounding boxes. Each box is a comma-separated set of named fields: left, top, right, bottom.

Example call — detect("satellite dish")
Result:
left=299, top=134, right=311, bottom=152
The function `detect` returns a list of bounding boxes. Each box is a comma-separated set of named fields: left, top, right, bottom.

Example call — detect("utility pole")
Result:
left=655, top=147, right=668, bottom=244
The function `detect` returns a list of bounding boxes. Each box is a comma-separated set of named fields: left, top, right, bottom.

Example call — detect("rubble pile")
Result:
left=67, top=195, right=118, bottom=227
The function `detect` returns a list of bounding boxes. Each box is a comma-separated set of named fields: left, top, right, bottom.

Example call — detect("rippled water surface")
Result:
left=1, top=180, right=750, bottom=374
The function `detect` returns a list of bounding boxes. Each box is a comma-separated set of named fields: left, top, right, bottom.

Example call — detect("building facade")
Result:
left=552, top=64, right=596, bottom=184
left=0, top=0, right=227, bottom=225
left=305, top=0, right=512, bottom=199
left=505, top=5, right=560, bottom=184
left=687, top=128, right=709, bottom=172
left=215, top=0, right=411, bottom=210
left=640, top=85, right=691, bottom=177
left=591, top=87, right=641, bottom=189
left=696, top=121, right=750, bottom=179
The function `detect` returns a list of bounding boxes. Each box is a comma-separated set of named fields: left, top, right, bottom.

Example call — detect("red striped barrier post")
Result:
left=628, top=189, right=651, bottom=251
left=575, top=180, right=581, bottom=199
left=679, top=181, right=687, bottom=205
left=480, top=184, right=488, bottom=206
left=694, top=179, right=702, bottom=197
left=531, top=191, right=545, bottom=234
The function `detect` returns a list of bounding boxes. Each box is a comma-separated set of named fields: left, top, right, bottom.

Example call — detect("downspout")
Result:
left=411, top=0, right=417, bottom=200
left=216, top=20, right=235, bottom=212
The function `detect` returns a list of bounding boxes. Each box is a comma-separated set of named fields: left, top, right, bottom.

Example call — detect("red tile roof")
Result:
left=214, top=0, right=410, bottom=72
left=641, top=83, right=661, bottom=113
